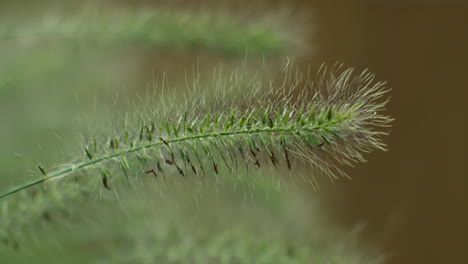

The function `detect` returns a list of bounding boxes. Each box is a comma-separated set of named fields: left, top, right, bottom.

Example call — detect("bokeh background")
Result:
left=1, top=0, right=467, bottom=264
left=305, top=1, right=468, bottom=264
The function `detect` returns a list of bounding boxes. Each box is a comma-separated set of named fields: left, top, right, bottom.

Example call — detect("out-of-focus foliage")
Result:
left=0, top=6, right=300, bottom=55
left=0, top=175, right=384, bottom=264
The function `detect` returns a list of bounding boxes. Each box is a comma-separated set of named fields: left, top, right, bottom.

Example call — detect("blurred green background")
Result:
left=0, top=0, right=467, bottom=264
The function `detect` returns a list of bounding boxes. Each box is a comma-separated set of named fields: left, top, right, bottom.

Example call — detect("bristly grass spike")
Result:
left=0, top=60, right=392, bottom=200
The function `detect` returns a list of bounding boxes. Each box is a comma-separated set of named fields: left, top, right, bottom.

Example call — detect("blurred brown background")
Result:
left=1, top=0, right=467, bottom=263
left=300, top=1, right=467, bottom=264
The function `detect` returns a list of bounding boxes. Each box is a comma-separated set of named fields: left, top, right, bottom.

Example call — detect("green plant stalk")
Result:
left=0, top=115, right=349, bottom=200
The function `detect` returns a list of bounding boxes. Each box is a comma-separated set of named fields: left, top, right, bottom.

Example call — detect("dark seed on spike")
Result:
left=320, top=135, right=331, bottom=146
left=38, top=165, right=47, bottom=176
left=284, top=147, right=292, bottom=170
left=185, top=155, right=197, bottom=174
left=102, top=177, right=111, bottom=190
left=145, top=169, right=158, bottom=178
left=175, top=164, right=185, bottom=177
left=164, top=149, right=176, bottom=165
left=254, top=160, right=260, bottom=168
left=190, top=164, right=197, bottom=175
left=269, top=153, right=279, bottom=171
left=160, top=136, right=170, bottom=146
left=213, top=161, right=218, bottom=174
left=250, top=150, right=260, bottom=168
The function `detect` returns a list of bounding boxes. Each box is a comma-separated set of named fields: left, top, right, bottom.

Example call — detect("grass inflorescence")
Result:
left=0, top=61, right=392, bottom=202
left=0, top=61, right=392, bottom=258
